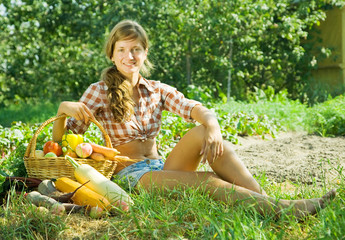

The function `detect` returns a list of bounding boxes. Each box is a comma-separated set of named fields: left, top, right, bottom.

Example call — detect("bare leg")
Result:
left=164, top=125, right=266, bottom=195
left=138, top=170, right=336, bottom=220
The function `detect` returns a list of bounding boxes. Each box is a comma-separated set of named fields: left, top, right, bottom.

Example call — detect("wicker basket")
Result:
left=24, top=114, right=117, bottom=180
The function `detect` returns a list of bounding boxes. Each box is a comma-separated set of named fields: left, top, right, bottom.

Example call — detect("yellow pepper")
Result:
left=61, top=134, right=84, bottom=152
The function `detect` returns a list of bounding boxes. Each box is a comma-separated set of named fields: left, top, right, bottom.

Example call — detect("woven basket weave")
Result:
left=24, top=114, right=117, bottom=180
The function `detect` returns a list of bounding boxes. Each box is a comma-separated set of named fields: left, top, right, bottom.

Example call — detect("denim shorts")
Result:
left=114, top=159, right=164, bottom=190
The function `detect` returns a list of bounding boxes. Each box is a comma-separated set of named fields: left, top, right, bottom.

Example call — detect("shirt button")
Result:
left=141, top=139, right=145, bottom=142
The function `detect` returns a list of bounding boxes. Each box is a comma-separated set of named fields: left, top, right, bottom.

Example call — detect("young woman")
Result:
left=53, top=19, right=335, bottom=219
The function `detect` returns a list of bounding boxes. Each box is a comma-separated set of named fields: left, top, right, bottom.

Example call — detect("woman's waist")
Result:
left=113, top=155, right=162, bottom=174
left=112, top=138, right=161, bottom=174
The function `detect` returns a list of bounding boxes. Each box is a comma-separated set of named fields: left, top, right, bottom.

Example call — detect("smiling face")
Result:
left=111, top=39, right=148, bottom=80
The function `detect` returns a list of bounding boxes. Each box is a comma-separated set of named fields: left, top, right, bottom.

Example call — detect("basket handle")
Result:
left=24, top=114, right=112, bottom=158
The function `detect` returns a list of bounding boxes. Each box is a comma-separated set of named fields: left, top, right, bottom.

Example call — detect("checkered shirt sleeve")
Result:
left=160, top=82, right=201, bottom=122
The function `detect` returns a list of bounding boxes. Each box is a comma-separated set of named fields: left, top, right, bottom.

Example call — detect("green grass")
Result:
left=0, top=101, right=60, bottom=127
left=1, top=168, right=344, bottom=239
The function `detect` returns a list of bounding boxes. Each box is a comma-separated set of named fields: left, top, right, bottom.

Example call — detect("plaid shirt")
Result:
left=67, top=78, right=201, bottom=147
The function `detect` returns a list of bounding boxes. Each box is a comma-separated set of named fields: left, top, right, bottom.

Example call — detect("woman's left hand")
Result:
left=191, top=104, right=224, bottom=164
left=200, top=125, right=224, bottom=164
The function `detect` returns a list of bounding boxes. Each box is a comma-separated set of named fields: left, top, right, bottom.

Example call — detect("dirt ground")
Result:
left=229, top=131, right=345, bottom=187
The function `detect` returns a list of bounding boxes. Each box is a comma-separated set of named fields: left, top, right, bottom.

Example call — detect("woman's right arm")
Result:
left=52, top=101, right=94, bottom=142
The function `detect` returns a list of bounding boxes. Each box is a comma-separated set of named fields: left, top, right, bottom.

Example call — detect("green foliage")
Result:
left=157, top=111, right=197, bottom=158
left=1, top=0, right=344, bottom=107
left=157, top=105, right=285, bottom=158
left=217, top=110, right=284, bottom=144
left=306, top=95, right=345, bottom=136
left=186, top=83, right=227, bottom=107
left=0, top=0, right=107, bottom=106
left=0, top=121, right=48, bottom=177
left=223, top=88, right=310, bottom=132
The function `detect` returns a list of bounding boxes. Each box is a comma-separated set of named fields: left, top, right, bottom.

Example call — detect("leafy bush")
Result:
left=306, top=95, right=345, bottom=136
left=217, top=110, right=284, bottom=144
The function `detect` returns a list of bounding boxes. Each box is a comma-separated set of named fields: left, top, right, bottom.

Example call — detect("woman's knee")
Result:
left=187, top=124, right=207, bottom=137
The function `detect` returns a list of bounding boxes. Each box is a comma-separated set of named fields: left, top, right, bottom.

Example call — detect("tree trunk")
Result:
left=186, top=39, right=192, bottom=85
left=227, top=39, right=233, bottom=101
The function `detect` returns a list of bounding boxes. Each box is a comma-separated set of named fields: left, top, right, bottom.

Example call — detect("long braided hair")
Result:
left=101, top=20, right=153, bottom=122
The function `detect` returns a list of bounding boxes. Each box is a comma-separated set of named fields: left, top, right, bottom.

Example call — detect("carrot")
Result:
left=89, top=143, right=120, bottom=158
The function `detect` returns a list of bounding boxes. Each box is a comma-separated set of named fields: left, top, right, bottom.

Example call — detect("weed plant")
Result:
left=305, top=95, right=345, bottom=136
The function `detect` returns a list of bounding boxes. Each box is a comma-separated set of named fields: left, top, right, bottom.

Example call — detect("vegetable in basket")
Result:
left=43, top=141, right=63, bottom=156
left=62, top=133, right=83, bottom=156
left=89, top=142, right=120, bottom=159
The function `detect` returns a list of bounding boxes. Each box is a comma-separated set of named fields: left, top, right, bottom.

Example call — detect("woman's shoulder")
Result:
left=88, top=81, right=107, bottom=89
left=84, top=81, right=108, bottom=93
left=81, top=81, right=108, bottom=102
left=142, top=78, right=175, bottom=91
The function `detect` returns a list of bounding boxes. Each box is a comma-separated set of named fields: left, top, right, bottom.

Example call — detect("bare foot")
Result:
left=277, top=189, right=336, bottom=220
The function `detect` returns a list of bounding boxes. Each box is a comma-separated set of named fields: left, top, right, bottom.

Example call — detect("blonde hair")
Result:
left=101, top=20, right=154, bottom=122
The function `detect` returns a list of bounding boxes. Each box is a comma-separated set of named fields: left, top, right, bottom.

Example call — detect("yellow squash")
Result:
left=55, top=177, right=111, bottom=210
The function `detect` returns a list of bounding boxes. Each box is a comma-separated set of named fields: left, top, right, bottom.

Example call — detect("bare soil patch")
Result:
left=232, top=131, right=345, bottom=186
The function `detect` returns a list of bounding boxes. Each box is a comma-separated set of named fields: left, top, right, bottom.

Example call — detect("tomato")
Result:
left=43, top=141, right=63, bottom=156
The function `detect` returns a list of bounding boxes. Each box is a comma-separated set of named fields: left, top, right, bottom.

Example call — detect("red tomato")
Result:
left=43, top=141, right=63, bottom=156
